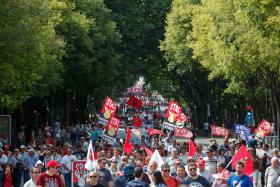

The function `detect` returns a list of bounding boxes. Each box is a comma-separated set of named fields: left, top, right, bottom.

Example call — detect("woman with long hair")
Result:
left=150, top=171, right=167, bottom=187
left=3, top=164, right=14, bottom=187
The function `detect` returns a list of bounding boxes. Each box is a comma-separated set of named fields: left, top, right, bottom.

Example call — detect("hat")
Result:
left=197, top=159, right=205, bottom=165
left=273, top=148, right=279, bottom=153
left=27, top=148, right=35, bottom=152
left=20, top=145, right=26, bottom=149
left=4, top=145, right=9, bottom=149
left=47, top=160, right=61, bottom=168
left=36, top=160, right=44, bottom=166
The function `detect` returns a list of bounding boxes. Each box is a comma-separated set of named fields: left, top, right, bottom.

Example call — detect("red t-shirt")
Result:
left=37, top=173, right=63, bottom=187
left=164, top=176, right=179, bottom=187
left=4, top=174, right=12, bottom=187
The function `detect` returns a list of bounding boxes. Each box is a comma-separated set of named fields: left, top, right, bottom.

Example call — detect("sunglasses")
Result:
left=101, top=163, right=106, bottom=165
left=33, top=172, right=40, bottom=174
left=111, top=161, right=117, bottom=163
left=189, top=168, right=197, bottom=171
left=89, top=176, right=98, bottom=178
left=163, top=170, right=170, bottom=172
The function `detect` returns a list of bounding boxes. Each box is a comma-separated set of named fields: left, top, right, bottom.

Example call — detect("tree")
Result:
left=0, top=0, right=65, bottom=111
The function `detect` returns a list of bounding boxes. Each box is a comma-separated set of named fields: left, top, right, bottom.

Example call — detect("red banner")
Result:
left=174, top=127, right=193, bottom=139
left=101, top=97, right=117, bottom=119
left=255, top=119, right=272, bottom=138
left=211, top=125, right=229, bottom=137
left=72, top=160, right=89, bottom=187
left=148, top=128, right=165, bottom=136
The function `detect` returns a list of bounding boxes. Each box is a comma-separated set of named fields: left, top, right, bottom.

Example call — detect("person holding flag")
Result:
left=227, top=161, right=253, bottom=187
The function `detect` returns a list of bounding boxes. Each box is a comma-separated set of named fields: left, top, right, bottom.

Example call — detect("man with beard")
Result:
left=182, top=162, right=210, bottom=187
left=227, top=161, right=253, bottom=187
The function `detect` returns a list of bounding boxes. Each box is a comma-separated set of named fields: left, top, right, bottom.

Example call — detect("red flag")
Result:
left=148, top=128, right=165, bottom=136
left=174, top=127, right=193, bottom=139
left=231, top=145, right=254, bottom=175
left=123, top=128, right=133, bottom=154
left=188, top=139, right=196, bottom=157
left=133, top=116, right=142, bottom=127
left=144, top=146, right=154, bottom=157
left=126, top=96, right=143, bottom=109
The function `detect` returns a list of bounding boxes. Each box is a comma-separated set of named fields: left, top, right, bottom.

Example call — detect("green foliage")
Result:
left=0, top=0, right=65, bottom=110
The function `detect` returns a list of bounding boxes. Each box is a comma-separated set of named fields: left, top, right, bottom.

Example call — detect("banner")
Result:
left=211, top=125, right=229, bottom=137
left=174, top=127, right=193, bottom=139
left=234, top=124, right=251, bottom=140
left=102, top=117, right=121, bottom=145
left=148, top=128, right=165, bottom=136
left=98, top=97, right=117, bottom=126
left=72, top=160, right=89, bottom=187
left=163, top=101, right=182, bottom=131
left=255, top=119, right=272, bottom=139
left=126, top=96, right=143, bottom=109
left=174, top=113, right=188, bottom=128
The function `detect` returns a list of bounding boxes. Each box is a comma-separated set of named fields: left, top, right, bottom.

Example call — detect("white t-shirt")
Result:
left=265, top=166, right=280, bottom=187
left=203, top=156, right=218, bottom=176
left=197, top=168, right=214, bottom=183
left=60, top=155, right=77, bottom=173
left=23, top=179, right=36, bottom=187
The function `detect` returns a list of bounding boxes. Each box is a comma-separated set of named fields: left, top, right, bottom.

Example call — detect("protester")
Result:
left=114, top=164, right=134, bottom=187
left=150, top=170, right=167, bottom=187
left=196, top=159, right=213, bottom=184
left=265, top=157, right=280, bottom=187
left=204, top=147, right=218, bottom=176
left=60, top=148, right=77, bottom=187
left=85, top=170, right=105, bottom=187
left=3, top=164, right=14, bottom=187
left=0, top=148, right=9, bottom=187
left=97, top=157, right=113, bottom=187
left=182, top=162, right=210, bottom=187
left=161, top=163, right=179, bottom=187
left=126, top=167, right=149, bottom=187
left=23, top=166, right=40, bottom=187
left=227, top=161, right=253, bottom=187
left=261, top=144, right=272, bottom=187
left=174, top=163, right=187, bottom=182
left=37, top=160, right=64, bottom=187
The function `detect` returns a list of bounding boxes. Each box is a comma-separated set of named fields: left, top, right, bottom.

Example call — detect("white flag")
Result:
left=85, top=140, right=97, bottom=171
left=149, top=149, right=164, bottom=171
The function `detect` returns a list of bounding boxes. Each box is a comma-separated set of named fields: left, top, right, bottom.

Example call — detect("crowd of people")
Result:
left=0, top=115, right=280, bottom=187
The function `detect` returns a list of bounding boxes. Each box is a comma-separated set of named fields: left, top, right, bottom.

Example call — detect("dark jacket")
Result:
left=126, top=179, right=149, bottom=187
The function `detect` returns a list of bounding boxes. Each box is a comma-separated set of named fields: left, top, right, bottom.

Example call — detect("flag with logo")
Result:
left=85, top=140, right=97, bottom=171
left=126, top=96, right=143, bottom=110
left=211, top=125, right=229, bottom=137
left=255, top=119, right=272, bottom=141
left=174, top=127, right=193, bottom=139
left=174, top=113, right=188, bottom=128
left=102, top=117, right=121, bottom=145
left=231, top=145, right=254, bottom=175
left=98, top=97, right=117, bottom=126
left=163, top=101, right=182, bottom=131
